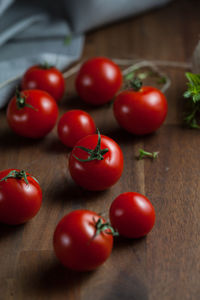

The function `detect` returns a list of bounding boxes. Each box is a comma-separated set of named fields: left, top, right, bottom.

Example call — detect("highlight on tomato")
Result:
left=69, top=130, right=124, bottom=191
left=113, top=78, right=168, bottom=135
left=76, top=57, right=122, bottom=106
left=0, top=169, right=42, bottom=225
left=53, top=209, right=118, bottom=271
left=109, top=192, right=156, bottom=238
left=57, top=110, right=96, bottom=148
left=7, top=89, right=58, bottom=138
left=21, top=63, right=65, bottom=102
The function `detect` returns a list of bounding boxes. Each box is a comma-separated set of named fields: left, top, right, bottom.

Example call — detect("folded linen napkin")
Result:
left=0, top=0, right=172, bottom=108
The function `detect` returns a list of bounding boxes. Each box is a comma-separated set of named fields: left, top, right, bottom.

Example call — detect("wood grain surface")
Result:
left=0, top=0, right=200, bottom=299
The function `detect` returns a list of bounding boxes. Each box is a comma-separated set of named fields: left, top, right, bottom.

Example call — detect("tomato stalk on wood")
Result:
left=138, top=149, right=159, bottom=160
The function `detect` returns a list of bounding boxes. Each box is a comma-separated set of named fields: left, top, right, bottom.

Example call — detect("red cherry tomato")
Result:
left=0, top=169, right=42, bottom=225
left=114, top=81, right=168, bottom=135
left=76, top=57, right=122, bottom=105
left=7, top=89, right=58, bottom=138
left=57, top=110, right=96, bottom=148
left=69, top=131, right=123, bottom=191
left=109, top=192, right=156, bottom=238
left=21, top=64, right=65, bottom=102
left=53, top=210, right=114, bottom=271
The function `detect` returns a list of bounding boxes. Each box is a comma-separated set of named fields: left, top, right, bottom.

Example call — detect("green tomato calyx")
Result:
left=0, top=170, right=39, bottom=185
left=93, top=217, right=119, bottom=239
left=73, top=129, right=109, bottom=162
left=15, top=89, right=37, bottom=111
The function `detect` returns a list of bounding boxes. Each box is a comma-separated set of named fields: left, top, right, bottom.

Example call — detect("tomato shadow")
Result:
left=104, top=266, right=148, bottom=300
left=60, top=93, right=115, bottom=115
left=44, top=136, right=71, bottom=155
left=0, top=222, right=25, bottom=241
left=0, top=127, right=44, bottom=149
left=112, top=235, right=146, bottom=252
left=18, top=258, right=95, bottom=297
left=46, top=176, right=110, bottom=208
left=104, top=126, right=158, bottom=146
left=60, top=93, right=96, bottom=112
left=103, top=126, right=142, bottom=145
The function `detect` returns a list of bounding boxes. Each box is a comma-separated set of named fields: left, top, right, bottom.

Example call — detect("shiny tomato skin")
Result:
left=7, top=89, right=58, bottom=138
left=0, top=169, right=42, bottom=225
left=109, top=192, right=155, bottom=238
left=76, top=57, right=122, bottom=105
left=53, top=210, right=113, bottom=271
left=69, top=134, right=123, bottom=191
left=21, top=65, right=65, bottom=102
left=57, top=110, right=96, bottom=148
left=113, top=87, right=168, bottom=135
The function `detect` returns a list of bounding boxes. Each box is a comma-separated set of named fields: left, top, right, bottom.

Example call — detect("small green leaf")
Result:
left=185, top=72, right=200, bottom=86
left=183, top=90, right=192, bottom=98
left=193, top=94, right=200, bottom=103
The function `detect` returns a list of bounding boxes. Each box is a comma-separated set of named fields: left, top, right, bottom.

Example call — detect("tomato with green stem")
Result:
left=53, top=209, right=117, bottom=271
left=57, top=110, right=96, bottom=148
left=69, top=130, right=123, bottom=191
left=0, top=169, right=42, bottom=225
left=7, top=89, right=58, bottom=138
left=21, top=63, right=65, bottom=102
left=109, top=192, right=155, bottom=238
left=76, top=57, right=122, bottom=106
left=113, top=78, right=168, bottom=135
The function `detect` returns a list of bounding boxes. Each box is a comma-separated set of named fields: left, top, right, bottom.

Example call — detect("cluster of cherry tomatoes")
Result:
left=0, top=57, right=167, bottom=271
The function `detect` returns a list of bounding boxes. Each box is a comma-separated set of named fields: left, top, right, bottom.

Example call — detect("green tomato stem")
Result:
left=0, top=170, right=39, bottom=185
left=138, top=149, right=159, bottom=160
left=73, top=129, right=109, bottom=162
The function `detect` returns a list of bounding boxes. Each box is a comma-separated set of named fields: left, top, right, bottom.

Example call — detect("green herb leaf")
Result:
left=183, top=90, right=192, bottom=98
left=184, top=72, right=200, bottom=103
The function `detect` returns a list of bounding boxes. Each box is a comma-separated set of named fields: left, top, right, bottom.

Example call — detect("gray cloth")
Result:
left=0, top=0, right=172, bottom=108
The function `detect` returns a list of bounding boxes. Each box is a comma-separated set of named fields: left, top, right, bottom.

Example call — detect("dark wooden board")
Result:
left=1, top=0, right=200, bottom=299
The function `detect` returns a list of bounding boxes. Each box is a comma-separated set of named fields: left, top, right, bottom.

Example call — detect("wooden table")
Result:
left=1, top=0, right=200, bottom=299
